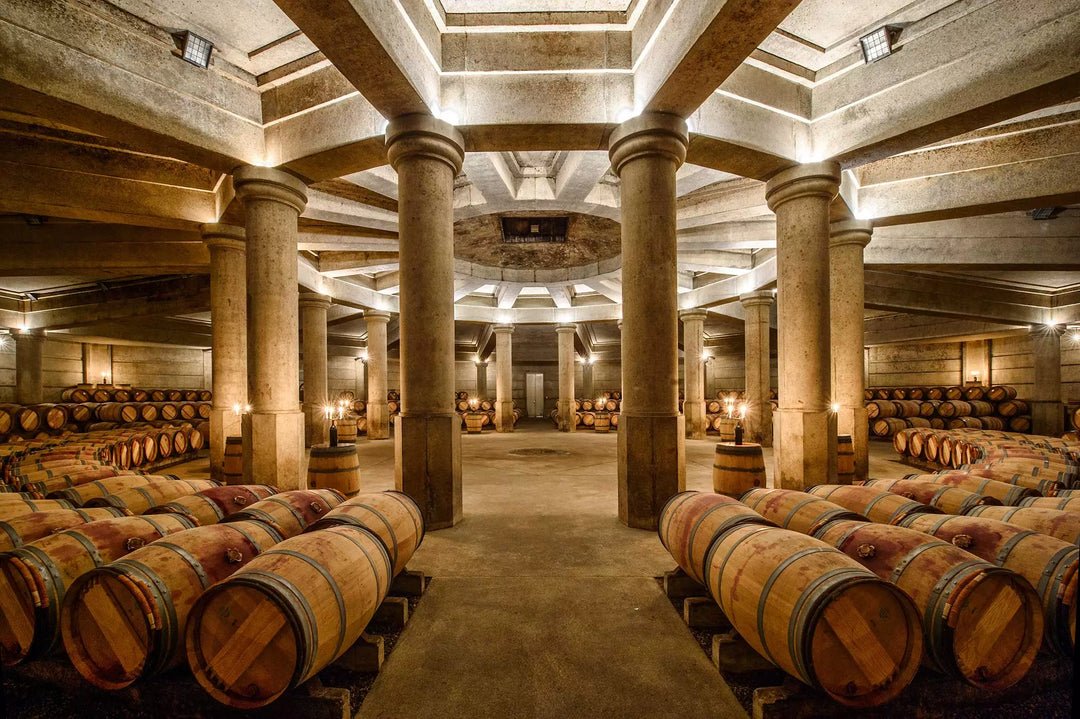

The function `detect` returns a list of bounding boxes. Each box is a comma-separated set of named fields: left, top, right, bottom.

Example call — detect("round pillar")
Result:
left=739, top=291, right=774, bottom=447
left=680, top=309, right=708, bottom=440
left=765, top=161, right=841, bottom=490
left=609, top=112, right=688, bottom=529
left=365, top=310, right=391, bottom=440
left=493, top=324, right=515, bottom=432
left=201, top=223, right=247, bottom=481
left=300, top=292, right=331, bottom=448
left=1030, top=324, right=1064, bottom=436
left=830, top=220, right=873, bottom=481
left=386, top=114, right=464, bottom=530
left=15, top=328, right=45, bottom=405
left=556, top=325, right=577, bottom=432
left=233, top=165, right=308, bottom=490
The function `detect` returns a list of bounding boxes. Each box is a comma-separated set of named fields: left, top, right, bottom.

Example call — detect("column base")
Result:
left=837, top=405, right=869, bottom=481
left=618, top=414, right=686, bottom=530
left=394, top=414, right=462, bottom=530
left=366, top=402, right=390, bottom=440
left=494, top=400, right=515, bottom=432
left=684, top=400, right=707, bottom=440
left=303, top=403, right=329, bottom=448
left=746, top=405, right=774, bottom=448
left=557, top=400, right=576, bottom=432
left=243, top=411, right=305, bottom=490
left=209, top=408, right=242, bottom=481
left=773, top=409, right=836, bottom=490
left=1030, top=400, right=1064, bottom=437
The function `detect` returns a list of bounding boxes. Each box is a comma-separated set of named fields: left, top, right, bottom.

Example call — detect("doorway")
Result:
left=525, top=372, right=544, bottom=417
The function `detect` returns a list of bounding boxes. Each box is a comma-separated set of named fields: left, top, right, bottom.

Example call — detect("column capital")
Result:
left=679, top=309, right=708, bottom=323
left=200, top=223, right=246, bottom=252
left=493, top=323, right=515, bottom=335
left=298, top=292, right=332, bottom=310
left=555, top=324, right=577, bottom=334
left=608, top=112, right=688, bottom=176
left=829, top=219, right=873, bottom=249
left=739, top=290, right=775, bottom=308
left=764, top=161, right=841, bottom=211
left=233, top=166, right=308, bottom=214
left=386, top=114, right=465, bottom=175
left=474, top=359, right=488, bottom=366
left=16, top=327, right=46, bottom=340
left=364, top=309, right=392, bottom=323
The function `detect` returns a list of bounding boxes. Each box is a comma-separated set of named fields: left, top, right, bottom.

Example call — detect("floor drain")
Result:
left=509, top=448, right=570, bottom=456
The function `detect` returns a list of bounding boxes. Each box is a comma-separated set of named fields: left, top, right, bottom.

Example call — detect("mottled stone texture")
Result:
left=454, top=211, right=621, bottom=269
left=609, top=113, right=687, bottom=529
left=740, top=291, right=774, bottom=447
left=201, top=224, right=246, bottom=481
left=388, top=114, right=464, bottom=529
left=365, top=311, right=390, bottom=440
left=830, top=220, right=872, bottom=481
left=681, top=310, right=707, bottom=440
left=15, top=329, right=45, bottom=405
left=766, top=162, right=840, bottom=490
left=1030, top=325, right=1063, bottom=436
left=494, top=325, right=514, bottom=432
left=556, top=325, right=577, bottom=432
left=300, top=292, right=331, bottom=448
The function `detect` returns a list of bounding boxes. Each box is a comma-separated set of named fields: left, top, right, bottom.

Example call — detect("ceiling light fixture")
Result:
left=1030, top=207, right=1060, bottom=221
left=859, top=26, right=897, bottom=63
left=180, top=31, right=214, bottom=69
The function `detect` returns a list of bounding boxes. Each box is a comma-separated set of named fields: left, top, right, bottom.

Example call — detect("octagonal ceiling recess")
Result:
left=454, top=212, right=621, bottom=269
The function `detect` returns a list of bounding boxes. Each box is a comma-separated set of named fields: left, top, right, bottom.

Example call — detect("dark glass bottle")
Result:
left=734, top=420, right=743, bottom=445
left=329, top=419, right=338, bottom=447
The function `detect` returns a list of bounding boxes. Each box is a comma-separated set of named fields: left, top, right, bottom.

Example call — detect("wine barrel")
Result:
left=1007, top=416, right=1032, bottom=433
left=0, top=498, right=75, bottom=521
left=0, top=507, right=128, bottom=552
left=138, top=404, right=158, bottom=422
left=167, top=390, right=183, bottom=401
left=806, top=484, right=942, bottom=525
left=307, top=445, right=361, bottom=498
left=905, top=473, right=1041, bottom=506
left=307, top=490, right=424, bottom=575
left=580, top=411, right=596, bottom=427
left=865, top=400, right=897, bottom=419
left=186, top=525, right=391, bottom=709
left=987, top=385, right=1018, bottom=402
left=817, top=520, right=1041, bottom=689
left=610, top=412, right=619, bottom=428
left=702, top=524, right=922, bottom=707
left=1018, top=495, right=1080, bottom=512
left=997, top=400, right=1029, bottom=418
left=30, top=404, right=68, bottom=431
left=893, top=428, right=916, bottom=455
left=337, top=417, right=358, bottom=444
left=147, top=484, right=278, bottom=526
left=937, top=400, right=971, bottom=418
left=919, top=401, right=938, bottom=418
left=61, top=388, right=91, bottom=403
left=862, top=478, right=1000, bottom=515
left=944, top=386, right=964, bottom=400
left=947, top=417, right=983, bottom=430
left=657, top=491, right=773, bottom=584
left=955, top=465, right=1066, bottom=496
left=94, top=403, right=139, bottom=424
left=740, top=487, right=867, bottom=537
left=902, top=513, right=1077, bottom=657
left=223, top=489, right=345, bottom=539
left=968, top=400, right=994, bottom=417
left=456, top=400, right=469, bottom=412
left=963, top=386, right=986, bottom=401
left=711, top=443, right=765, bottom=498
left=593, top=412, right=610, bottom=433
left=604, top=399, right=618, bottom=412
left=133, top=389, right=150, bottom=402
left=871, top=418, right=907, bottom=437
left=964, top=505, right=1080, bottom=545
left=179, top=402, right=197, bottom=420
left=837, top=435, right=854, bottom=484
left=893, top=400, right=920, bottom=418
left=465, top=412, right=484, bottom=433
left=84, top=479, right=219, bottom=515
left=61, top=520, right=282, bottom=689
left=20, top=467, right=125, bottom=497
left=0, top=404, right=39, bottom=433
left=47, top=475, right=156, bottom=506
left=927, top=387, right=945, bottom=400
left=222, top=436, right=243, bottom=485
left=0, top=514, right=194, bottom=665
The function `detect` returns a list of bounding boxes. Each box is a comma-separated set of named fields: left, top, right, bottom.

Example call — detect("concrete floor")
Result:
left=174, top=422, right=913, bottom=718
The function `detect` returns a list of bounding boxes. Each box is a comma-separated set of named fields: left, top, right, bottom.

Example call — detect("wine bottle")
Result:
left=734, top=420, right=743, bottom=445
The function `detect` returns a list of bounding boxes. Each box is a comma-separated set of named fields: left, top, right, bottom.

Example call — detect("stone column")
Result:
left=765, top=162, right=841, bottom=489
left=355, top=357, right=366, bottom=403
left=493, top=324, right=515, bottom=432
left=299, top=293, right=331, bottom=448
left=680, top=309, right=708, bottom=440
left=15, top=328, right=45, bottom=405
left=1030, top=325, right=1063, bottom=436
left=609, top=112, right=688, bottom=529
left=201, top=224, right=247, bottom=481
left=740, top=291, right=774, bottom=447
left=475, top=361, right=488, bottom=399
left=387, top=114, right=464, bottom=530
left=556, top=324, right=577, bottom=432
left=829, top=220, right=872, bottom=481
left=365, top=310, right=391, bottom=440
left=233, top=166, right=307, bottom=490
left=582, top=361, right=594, bottom=400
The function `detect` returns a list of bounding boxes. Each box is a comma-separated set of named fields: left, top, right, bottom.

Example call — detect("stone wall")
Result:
left=867, top=342, right=963, bottom=388
left=112, top=345, right=207, bottom=391
left=0, top=337, right=89, bottom=402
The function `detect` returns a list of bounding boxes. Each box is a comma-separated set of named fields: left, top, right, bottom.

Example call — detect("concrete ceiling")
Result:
left=0, top=0, right=1077, bottom=350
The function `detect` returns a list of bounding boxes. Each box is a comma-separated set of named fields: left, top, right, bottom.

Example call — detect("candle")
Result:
left=739, top=405, right=746, bottom=419
left=244, top=404, right=252, bottom=413
left=233, top=403, right=241, bottom=416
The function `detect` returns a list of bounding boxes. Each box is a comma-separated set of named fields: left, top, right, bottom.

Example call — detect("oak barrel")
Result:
left=836, top=435, right=854, bottom=484
left=657, top=491, right=773, bottom=584
left=186, top=525, right=391, bottom=709
left=702, top=524, right=923, bottom=707
left=465, top=412, right=484, bottom=433
left=223, top=489, right=345, bottom=539
left=963, top=505, right=1080, bottom=545
left=740, top=488, right=867, bottom=537
left=0, top=514, right=194, bottom=665
left=807, top=484, right=942, bottom=525
left=0, top=507, right=128, bottom=552
left=20, top=467, right=124, bottom=497
left=47, top=475, right=159, bottom=506
left=593, top=412, right=610, bottom=433
left=0, top=498, right=75, bottom=521
left=862, top=478, right=1000, bottom=515
left=1018, top=495, right=1080, bottom=512
left=904, top=473, right=1040, bottom=506
left=85, top=479, right=219, bottom=515
left=337, top=417, right=358, bottom=444
left=308, top=490, right=424, bottom=575
left=817, top=520, right=1042, bottom=689
left=901, top=513, right=1077, bottom=658
left=307, top=445, right=361, bottom=498
left=223, top=436, right=243, bottom=485
left=61, top=520, right=282, bottom=688
left=147, top=484, right=278, bottom=526
left=711, top=443, right=765, bottom=498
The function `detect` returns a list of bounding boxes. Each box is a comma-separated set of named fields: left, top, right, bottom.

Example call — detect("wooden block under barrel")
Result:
left=369, top=595, right=410, bottom=630
left=663, top=567, right=708, bottom=600
left=331, top=632, right=384, bottom=673
left=682, top=596, right=731, bottom=630
left=390, top=569, right=427, bottom=597
left=712, top=631, right=784, bottom=685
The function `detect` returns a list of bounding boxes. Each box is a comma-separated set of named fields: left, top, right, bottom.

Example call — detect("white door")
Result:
left=526, top=373, right=544, bottom=417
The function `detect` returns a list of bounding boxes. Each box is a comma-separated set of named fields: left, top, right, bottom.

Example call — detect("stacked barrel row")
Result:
left=339, top=389, right=400, bottom=435
left=61, top=386, right=212, bottom=403
left=1, top=487, right=425, bottom=709
left=0, top=400, right=211, bottom=442
left=660, top=482, right=1075, bottom=707
left=891, top=427, right=1079, bottom=478
left=457, top=397, right=524, bottom=430
left=866, top=387, right=1033, bottom=439
left=705, top=390, right=779, bottom=436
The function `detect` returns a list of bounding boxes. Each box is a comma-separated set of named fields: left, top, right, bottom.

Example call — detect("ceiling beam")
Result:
left=23, top=275, right=211, bottom=330
left=0, top=241, right=209, bottom=276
